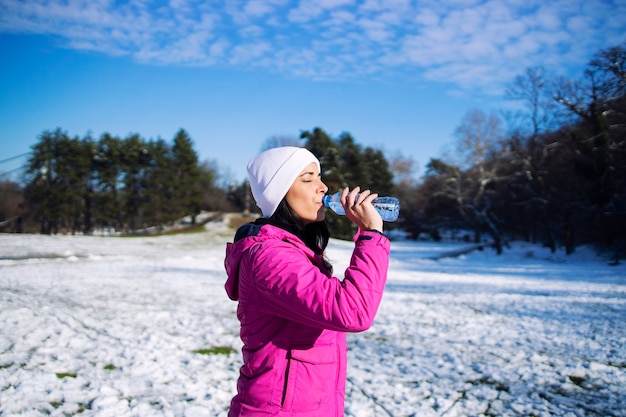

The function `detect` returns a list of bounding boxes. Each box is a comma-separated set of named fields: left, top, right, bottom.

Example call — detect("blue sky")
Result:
left=1, top=0, right=625, bottom=185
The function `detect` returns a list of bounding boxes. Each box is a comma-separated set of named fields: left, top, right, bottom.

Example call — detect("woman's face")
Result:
left=285, top=162, right=328, bottom=225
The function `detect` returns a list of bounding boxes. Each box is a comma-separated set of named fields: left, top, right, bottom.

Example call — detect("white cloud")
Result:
left=566, top=15, right=592, bottom=33
left=357, top=17, right=393, bottom=43
left=287, top=0, right=355, bottom=22
left=243, top=0, right=275, bottom=16
left=315, top=0, right=356, bottom=9
left=0, top=0, right=624, bottom=94
left=208, top=38, right=230, bottom=58
left=415, top=9, right=440, bottom=27
left=243, top=0, right=289, bottom=17
left=239, top=24, right=265, bottom=38
left=229, top=41, right=272, bottom=64
left=533, top=7, right=562, bottom=32
left=359, top=0, right=411, bottom=13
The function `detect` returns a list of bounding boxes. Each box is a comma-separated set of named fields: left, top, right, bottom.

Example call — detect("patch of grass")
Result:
left=467, top=376, right=509, bottom=392
left=122, top=213, right=223, bottom=237
left=608, top=361, right=626, bottom=369
left=568, top=375, right=586, bottom=387
left=1, top=343, right=14, bottom=355
left=228, top=214, right=257, bottom=230
left=121, top=223, right=206, bottom=237
left=160, top=223, right=209, bottom=236
left=0, top=362, right=13, bottom=369
left=103, top=364, right=117, bottom=370
left=55, top=372, right=77, bottom=379
left=191, top=346, right=237, bottom=356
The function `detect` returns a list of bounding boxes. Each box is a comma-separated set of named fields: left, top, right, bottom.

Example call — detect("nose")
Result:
left=319, top=179, right=328, bottom=194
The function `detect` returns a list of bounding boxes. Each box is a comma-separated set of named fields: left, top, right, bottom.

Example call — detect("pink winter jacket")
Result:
left=224, top=222, right=390, bottom=416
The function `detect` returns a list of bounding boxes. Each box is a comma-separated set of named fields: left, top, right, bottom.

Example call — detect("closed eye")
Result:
left=299, top=171, right=318, bottom=182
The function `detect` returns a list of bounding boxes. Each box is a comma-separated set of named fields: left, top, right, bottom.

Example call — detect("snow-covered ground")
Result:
left=1, top=216, right=625, bottom=417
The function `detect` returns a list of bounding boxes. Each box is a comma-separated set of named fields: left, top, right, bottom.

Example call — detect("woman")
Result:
left=224, top=146, right=390, bottom=416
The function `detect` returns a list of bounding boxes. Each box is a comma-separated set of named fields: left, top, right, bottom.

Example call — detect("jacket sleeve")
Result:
left=242, top=230, right=390, bottom=332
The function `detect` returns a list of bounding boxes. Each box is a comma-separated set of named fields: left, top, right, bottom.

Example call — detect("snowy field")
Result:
left=1, top=216, right=625, bottom=417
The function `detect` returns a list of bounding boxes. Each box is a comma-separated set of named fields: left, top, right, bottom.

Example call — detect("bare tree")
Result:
left=505, top=67, right=558, bottom=141
left=389, top=152, right=419, bottom=187
left=504, top=67, right=563, bottom=247
left=551, top=42, right=626, bottom=254
left=453, top=109, right=506, bottom=253
left=553, top=42, right=625, bottom=141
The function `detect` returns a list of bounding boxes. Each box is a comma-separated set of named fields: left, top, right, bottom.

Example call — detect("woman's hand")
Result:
left=340, top=186, right=384, bottom=232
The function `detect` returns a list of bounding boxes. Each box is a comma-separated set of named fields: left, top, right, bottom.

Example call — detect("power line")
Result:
left=0, top=153, right=29, bottom=165
left=0, top=166, right=24, bottom=175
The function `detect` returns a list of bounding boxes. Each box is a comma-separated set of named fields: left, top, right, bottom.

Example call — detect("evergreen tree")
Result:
left=145, top=138, right=174, bottom=227
left=24, top=129, right=58, bottom=233
left=301, top=127, right=395, bottom=239
left=363, top=147, right=394, bottom=195
left=301, top=128, right=350, bottom=237
left=338, top=132, right=369, bottom=188
left=301, top=127, right=343, bottom=190
left=171, top=129, right=202, bottom=223
left=22, top=127, right=217, bottom=234
left=76, top=134, right=96, bottom=234
left=119, top=134, right=150, bottom=231
left=23, top=128, right=93, bottom=234
left=93, top=133, right=123, bottom=230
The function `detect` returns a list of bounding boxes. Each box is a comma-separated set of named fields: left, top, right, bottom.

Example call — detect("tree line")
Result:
left=403, top=42, right=626, bottom=258
left=12, top=128, right=227, bottom=234
left=0, top=42, right=624, bottom=258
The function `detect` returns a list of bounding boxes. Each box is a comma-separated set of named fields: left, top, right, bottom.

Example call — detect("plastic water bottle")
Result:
left=322, top=191, right=400, bottom=222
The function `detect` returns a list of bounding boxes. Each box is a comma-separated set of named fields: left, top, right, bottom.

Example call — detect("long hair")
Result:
left=270, top=199, right=333, bottom=272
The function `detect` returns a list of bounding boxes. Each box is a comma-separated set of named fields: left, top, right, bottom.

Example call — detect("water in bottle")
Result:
left=322, top=191, right=400, bottom=222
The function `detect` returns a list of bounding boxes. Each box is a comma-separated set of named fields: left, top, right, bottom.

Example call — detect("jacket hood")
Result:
left=224, top=221, right=310, bottom=301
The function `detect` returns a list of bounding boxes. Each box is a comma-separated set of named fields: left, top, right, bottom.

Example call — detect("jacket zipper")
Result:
left=281, top=350, right=292, bottom=407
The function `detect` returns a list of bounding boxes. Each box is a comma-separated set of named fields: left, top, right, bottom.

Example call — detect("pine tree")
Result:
left=119, top=134, right=150, bottom=231
left=301, top=127, right=343, bottom=190
left=145, top=138, right=174, bottom=227
left=363, top=147, right=394, bottom=195
left=23, top=128, right=92, bottom=234
left=171, top=129, right=202, bottom=223
left=24, top=129, right=58, bottom=234
left=338, top=132, right=369, bottom=188
left=93, top=133, right=123, bottom=231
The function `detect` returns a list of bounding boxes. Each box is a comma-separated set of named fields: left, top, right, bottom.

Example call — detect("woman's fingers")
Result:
left=338, top=186, right=383, bottom=231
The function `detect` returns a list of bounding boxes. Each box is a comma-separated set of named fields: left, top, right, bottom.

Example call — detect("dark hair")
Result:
left=270, top=199, right=333, bottom=272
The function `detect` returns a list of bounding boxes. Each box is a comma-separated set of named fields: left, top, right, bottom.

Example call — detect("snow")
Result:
left=1, top=216, right=625, bottom=416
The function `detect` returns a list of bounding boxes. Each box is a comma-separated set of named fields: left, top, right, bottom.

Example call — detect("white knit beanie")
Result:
left=247, top=146, right=321, bottom=217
